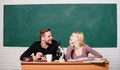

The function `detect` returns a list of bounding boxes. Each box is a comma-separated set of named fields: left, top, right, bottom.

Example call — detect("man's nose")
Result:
left=50, top=36, right=53, bottom=39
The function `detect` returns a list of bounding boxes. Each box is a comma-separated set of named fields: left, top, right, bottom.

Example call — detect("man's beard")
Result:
left=46, top=40, right=52, bottom=45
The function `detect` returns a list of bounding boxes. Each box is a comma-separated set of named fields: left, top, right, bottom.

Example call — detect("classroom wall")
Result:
left=0, top=0, right=120, bottom=70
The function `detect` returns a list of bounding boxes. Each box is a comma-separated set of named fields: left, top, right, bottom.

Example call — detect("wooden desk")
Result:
left=21, top=61, right=109, bottom=70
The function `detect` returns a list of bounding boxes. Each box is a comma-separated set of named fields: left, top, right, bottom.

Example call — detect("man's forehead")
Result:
left=44, top=31, right=51, bottom=36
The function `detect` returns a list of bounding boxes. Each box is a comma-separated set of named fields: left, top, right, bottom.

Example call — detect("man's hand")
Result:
left=32, top=52, right=43, bottom=60
left=41, top=56, right=46, bottom=61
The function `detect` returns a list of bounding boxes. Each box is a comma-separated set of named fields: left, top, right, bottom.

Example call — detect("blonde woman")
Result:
left=65, top=31, right=102, bottom=60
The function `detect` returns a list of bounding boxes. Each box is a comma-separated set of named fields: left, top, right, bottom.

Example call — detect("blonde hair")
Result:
left=73, top=31, right=84, bottom=46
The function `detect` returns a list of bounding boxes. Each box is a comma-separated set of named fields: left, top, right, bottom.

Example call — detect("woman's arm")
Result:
left=86, top=45, right=102, bottom=58
left=65, top=46, right=74, bottom=60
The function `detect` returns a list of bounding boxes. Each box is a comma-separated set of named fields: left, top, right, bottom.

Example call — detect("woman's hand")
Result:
left=69, top=39, right=74, bottom=46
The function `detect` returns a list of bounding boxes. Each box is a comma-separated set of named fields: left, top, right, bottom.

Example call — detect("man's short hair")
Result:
left=39, top=28, right=51, bottom=38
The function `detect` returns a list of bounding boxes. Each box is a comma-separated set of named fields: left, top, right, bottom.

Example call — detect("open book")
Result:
left=83, top=59, right=106, bottom=63
left=68, top=57, right=94, bottom=62
left=68, top=57, right=106, bottom=63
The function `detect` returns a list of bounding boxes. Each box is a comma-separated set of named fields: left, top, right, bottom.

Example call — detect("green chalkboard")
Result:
left=4, top=4, right=117, bottom=47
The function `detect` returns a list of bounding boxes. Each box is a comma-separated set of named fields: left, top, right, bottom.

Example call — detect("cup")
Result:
left=46, top=54, right=52, bottom=62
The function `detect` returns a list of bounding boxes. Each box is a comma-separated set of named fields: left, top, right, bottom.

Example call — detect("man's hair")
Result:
left=39, top=28, right=51, bottom=38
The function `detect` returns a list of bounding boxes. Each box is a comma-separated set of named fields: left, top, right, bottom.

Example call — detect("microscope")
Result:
left=56, top=46, right=65, bottom=62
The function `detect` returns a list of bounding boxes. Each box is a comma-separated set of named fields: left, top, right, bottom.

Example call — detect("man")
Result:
left=20, top=28, right=60, bottom=61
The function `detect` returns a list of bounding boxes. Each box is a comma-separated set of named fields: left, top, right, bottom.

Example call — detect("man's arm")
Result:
left=20, top=42, right=35, bottom=61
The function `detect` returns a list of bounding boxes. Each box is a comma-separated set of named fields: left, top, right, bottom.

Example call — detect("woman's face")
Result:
left=69, top=33, right=78, bottom=45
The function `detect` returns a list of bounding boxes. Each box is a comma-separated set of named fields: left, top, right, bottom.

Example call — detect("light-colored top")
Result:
left=65, top=44, right=102, bottom=60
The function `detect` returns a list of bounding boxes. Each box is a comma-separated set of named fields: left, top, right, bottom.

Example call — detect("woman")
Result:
left=65, top=31, right=102, bottom=60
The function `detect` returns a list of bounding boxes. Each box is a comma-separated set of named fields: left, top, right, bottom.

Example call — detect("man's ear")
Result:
left=41, top=37, right=45, bottom=41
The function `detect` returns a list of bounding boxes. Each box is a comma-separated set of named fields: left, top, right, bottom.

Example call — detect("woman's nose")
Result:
left=70, top=36, right=72, bottom=39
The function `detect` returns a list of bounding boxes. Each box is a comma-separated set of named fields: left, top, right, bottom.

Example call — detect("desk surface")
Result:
left=21, top=60, right=109, bottom=65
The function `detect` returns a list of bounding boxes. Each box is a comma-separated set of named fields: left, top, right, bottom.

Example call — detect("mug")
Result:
left=46, top=54, right=52, bottom=62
